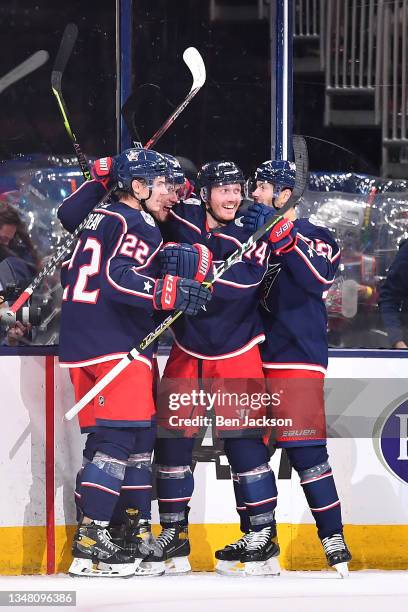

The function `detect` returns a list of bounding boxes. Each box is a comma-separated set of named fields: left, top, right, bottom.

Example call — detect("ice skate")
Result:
left=69, top=521, right=141, bottom=578
left=145, top=523, right=191, bottom=575
left=321, top=533, right=352, bottom=578
left=240, top=526, right=280, bottom=577
left=214, top=532, right=253, bottom=576
left=111, top=509, right=165, bottom=577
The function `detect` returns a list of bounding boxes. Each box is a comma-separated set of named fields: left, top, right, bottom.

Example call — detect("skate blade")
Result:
left=69, top=557, right=141, bottom=578
left=333, top=561, right=349, bottom=578
left=135, top=561, right=166, bottom=577
left=164, top=556, right=191, bottom=575
left=215, top=560, right=245, bottom=576
left=244, top=556, right=281, bottom=577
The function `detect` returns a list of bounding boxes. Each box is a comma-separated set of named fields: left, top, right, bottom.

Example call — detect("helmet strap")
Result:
left=205, top=202, right=228, bottom=227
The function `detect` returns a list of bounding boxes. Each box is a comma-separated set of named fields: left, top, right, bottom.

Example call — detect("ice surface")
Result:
left=1, top=571, right=408, bottom=612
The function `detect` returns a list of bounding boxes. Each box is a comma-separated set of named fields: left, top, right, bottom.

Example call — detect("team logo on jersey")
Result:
left=235, top=216, right=244, bottom=227
left=140, top=210, right=155, bottom=227
left=98, top=395, right=105, bottom=407
left=374, top=395, right=408, bottom=485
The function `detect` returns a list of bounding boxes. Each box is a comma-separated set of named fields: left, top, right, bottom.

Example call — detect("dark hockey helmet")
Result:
left=255, top=160, right=296, bottom=190
left=163, top=153, right=186, bottom=185
left=197, top=161, right=244, bottom=201
left=113, top=148, right=169, bottom=193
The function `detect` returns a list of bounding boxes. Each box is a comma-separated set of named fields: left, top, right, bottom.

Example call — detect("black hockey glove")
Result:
left=153, top=274, right=212, bottom=316
left=160, top=243, right=213, bottom=283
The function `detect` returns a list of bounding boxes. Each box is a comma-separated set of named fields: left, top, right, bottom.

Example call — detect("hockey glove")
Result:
left=160, top=243, right=213, bottom=283
left=242, top=203, right=297, bottom=255
left=91, top=157, right=114, bottom=190
left=153, top=274, right=212, bottom=316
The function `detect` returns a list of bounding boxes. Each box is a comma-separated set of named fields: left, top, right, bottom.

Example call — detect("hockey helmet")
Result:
left=113, top=148, right=169, bottom=193
left=197, top=161, right=245, bottom=203
left=163, top=153, right=186, bottom=185
left=255, top=160, right=296, bottom=190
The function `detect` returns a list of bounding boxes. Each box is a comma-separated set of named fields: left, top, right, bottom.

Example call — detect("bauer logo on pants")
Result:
left=374, top=396, right=408, bottom=485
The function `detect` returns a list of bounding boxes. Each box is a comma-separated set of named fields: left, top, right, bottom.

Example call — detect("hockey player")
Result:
left=379, top=238, right=408, bottom=349
left=150, top=160, right=299, bottom=576
left=57, top=148, right=211, bottom=577
left=217, top=159, right=352, bottom=577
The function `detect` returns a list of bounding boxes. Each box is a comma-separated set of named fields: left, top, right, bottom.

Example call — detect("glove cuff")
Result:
left=153, top=274, right=179, bottom=310
left=275, top=234, right=298, bottom=256
left=193, top=243, right=213, bottom=283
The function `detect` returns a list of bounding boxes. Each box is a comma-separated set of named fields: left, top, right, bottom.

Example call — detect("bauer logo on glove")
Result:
left=242, top=203, right=298, bottom=255
left=91, top=156, right=114, bottom=190
left=269, top=217, right=298, bottom=255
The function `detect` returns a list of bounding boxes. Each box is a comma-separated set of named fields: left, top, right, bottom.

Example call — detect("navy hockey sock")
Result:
left=223, top=438, right=274, bottom=532
left=237, top=464, right=278, bottom=532
left=110, top=452, right=153, bottom=524
left=286, top=446, right=343, bottom=539
left=232, top=471, right=251, bottom=533
left=80, top=452, right=127, bottom=522
left=156, top=464, right=194, bottom=527
left=75, top=433, right=98, bottom=521
left=74, top=457, right=90, bottom=522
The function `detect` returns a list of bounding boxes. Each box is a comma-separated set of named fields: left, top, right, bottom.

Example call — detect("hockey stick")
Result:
left=0, top=50, right=49, bottom=95
left=143, top=47, right=206, bottom=149
left=1, top=24, right=106, bottom=318
left=4, top=47, right=207, bottom=320
left=51, top=23, right=92, bottom=181
left=121, top=83, right=164, bottom=147
left=64, top=136, right=308, bottom=420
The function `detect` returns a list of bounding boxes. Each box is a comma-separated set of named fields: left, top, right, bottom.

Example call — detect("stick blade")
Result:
left=0, top=50, right=49, bottom=95
left=51, top=23, right=78, bottom=90
left=183, top=47, right=206, bottom=89
left=285, top=135, right=309, bottom=209
left=121, top=84, right=163, bottom=146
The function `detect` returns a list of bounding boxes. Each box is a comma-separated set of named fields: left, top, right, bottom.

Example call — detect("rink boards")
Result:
left=1, top=348, right=408, bottom=575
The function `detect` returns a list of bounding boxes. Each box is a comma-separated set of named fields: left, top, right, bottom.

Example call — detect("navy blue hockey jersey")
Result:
left=58, top=181, right=162, bottom=367
left=163, top=203, right=270, bottom=358
left=379, top=239, right=408, bottom=346
left=260, top=218, right=340, bottom=372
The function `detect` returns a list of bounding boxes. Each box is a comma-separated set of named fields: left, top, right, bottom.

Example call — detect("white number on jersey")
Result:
left=63, top=238, right=102, bottom=304
left=119, top=234, right=150, bottom=265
